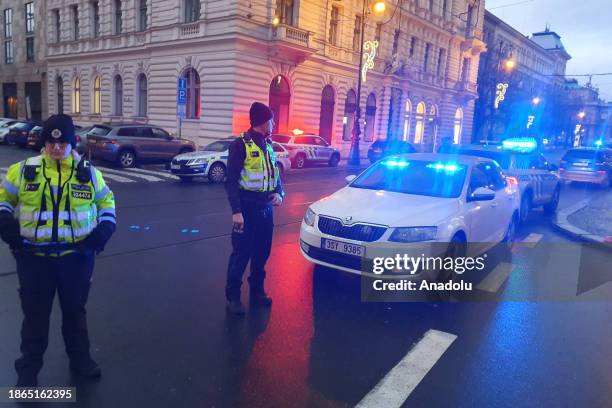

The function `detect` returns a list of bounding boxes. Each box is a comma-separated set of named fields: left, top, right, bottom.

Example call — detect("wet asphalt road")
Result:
left=0, top=146, right=610, bottom=408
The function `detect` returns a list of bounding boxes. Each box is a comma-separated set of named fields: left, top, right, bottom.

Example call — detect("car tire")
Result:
left=179, top=176, right=194, bottom=183
left=519, top=192, right=532, bottom=224
left=293, top=153, right=306, bottom=169
left=117, top=149, right=136, bottom=168
left=503, top=214, right=517, bottom=250
left=543, top=186, right=560, bottom=215
left=437, top=234, right=467, bottom=283
left=328, top=154, right=340, bottom=167
left=208, top=162, right=226, bottom=184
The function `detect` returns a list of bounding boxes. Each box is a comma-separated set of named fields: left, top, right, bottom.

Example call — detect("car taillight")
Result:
left=76, top=135, right=81, bottom=143
left=103, top=139, right=117, bottom=145
left=506, top=176, right=519, bottom=186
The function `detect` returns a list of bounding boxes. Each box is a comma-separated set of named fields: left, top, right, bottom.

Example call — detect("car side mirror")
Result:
left=345, top=175, right=357, bottom=184
left=467, top=187, right=496, bottom=202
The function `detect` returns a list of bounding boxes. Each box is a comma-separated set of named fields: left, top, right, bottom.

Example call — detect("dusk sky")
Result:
left=486, top=0, right=612, bottom=101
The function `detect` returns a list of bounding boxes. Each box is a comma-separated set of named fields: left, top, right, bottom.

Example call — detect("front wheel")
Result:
left=543, top=187, right=560, bottom=215
left=208, top=162, right=226, bottom=184
left=328, top=154, right=340, bottom=167
left=293, top=154, right=306, bottom=169
left=519, top=193, right=532, bottom=224
left=118, top=150, right=136, bottom=168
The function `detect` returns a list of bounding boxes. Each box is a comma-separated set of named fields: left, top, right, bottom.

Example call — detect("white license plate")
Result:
left=322, top=238, right=364, bottom=257
left=171, top=163, right=181, bottom=170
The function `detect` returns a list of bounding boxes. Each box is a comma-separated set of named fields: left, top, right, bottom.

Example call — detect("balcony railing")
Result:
left=181, top=22, right=200, bottom=37
left=271, top=24, right=311, bottom=48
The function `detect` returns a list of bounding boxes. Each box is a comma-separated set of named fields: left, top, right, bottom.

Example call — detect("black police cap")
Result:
left=42, top=114, right=76, bottom=146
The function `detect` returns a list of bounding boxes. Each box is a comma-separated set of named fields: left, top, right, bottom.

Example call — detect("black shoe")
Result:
left=70, top=358, right=101, bottom=379
left=16, top=373, right=38, bottom=388
left=226, top=300, right=246, bottom=315
left=250, top=291, right=273, bottom=307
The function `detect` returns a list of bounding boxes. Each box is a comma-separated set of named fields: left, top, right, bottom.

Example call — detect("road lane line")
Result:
left=476, top=262, right=514, bottom=293
left=521, top=233, right=543, bottom=248
left=125, top=167, right=179, bottom=180
left=356, top=330, right=457, bottom=408
left=98, top=167, right=164, bottom=182
left=99, top=172, right=136, bottom=183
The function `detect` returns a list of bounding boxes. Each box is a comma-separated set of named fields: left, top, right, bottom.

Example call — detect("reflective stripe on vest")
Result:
left=238, top=134, right=278, bottom=192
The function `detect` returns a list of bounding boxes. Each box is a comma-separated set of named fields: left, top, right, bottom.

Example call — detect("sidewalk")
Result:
left=553, top=189, right=612, bottom=247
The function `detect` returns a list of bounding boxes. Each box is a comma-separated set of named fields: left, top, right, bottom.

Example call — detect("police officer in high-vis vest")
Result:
left=225, top=102, right=285, bottom=315
left=0, top=114, right=116, bottom=387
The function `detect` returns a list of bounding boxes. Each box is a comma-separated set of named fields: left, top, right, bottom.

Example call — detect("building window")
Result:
left=4, top=9, right=12, bottom=38
left=329, top=6, right=339, bottom=45
left=268, top=75, right=290, bottom=133
left=437, top=48, right=445, bottom=77
left=453, top=107, right=463, bottom=144
left=342, top=89, right=356, bottom=141
left=375, top=23, right=382, bottom=42
left=114, top=75, right=123, bottom=116
left=184, top=0, right=200, bottom=23
left=71, top=5, right=79, bottom=40
left=182, top=68, right=200, bottom=119
left=423, top=43, right=431, bottom=73
left=276, top=0, right=294, bottom=25
left=442, top=0, right=448, bottom=17
left=4, top=40, right=13, bottom=64
left=57, top=77, right=64, bottom=114
left=25, top=3, right=34, bottom=34
left=114, top=0, right=122, bottom=34
left=91, top=2, right=100, bottom=37
left=392, top=29, right=399, bottom=55
left=409, top=37, right=416, bottom=57
left=137, top=74, right=148, bottom=117
left=138, top=0, right=147, bottom=31
left=414, top=102, right=426, bottom=143
left=461, top=57, right=470, bottom=82
left=403, top=99, right=412, bottom=141
left=429, top=104, right=439, bottom=149
left=73, top=78, right=81, bottom=114
left=353, top=15, right=362, bottom=52
left=26, top=37, right=34, bottom=62
left=93, top=76, right=101, bottom=114
left=429, top=0, right=435, bottom=12
left=53, top=10, right=61, bottom=42
left=364, top=93, right=376, bottom=142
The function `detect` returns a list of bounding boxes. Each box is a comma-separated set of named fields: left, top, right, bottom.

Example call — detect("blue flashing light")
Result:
left=426, top=162, right=461, bottom=172
left=502, top=138, right=537, bottom=152
left=383, top=160, right=410, bottom=168
left=595, top=139, right=603, bottom=147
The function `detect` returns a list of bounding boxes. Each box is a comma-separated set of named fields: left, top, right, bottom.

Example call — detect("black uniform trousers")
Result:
left=14, top=251, right=95, bottom=376
left=226, top=204, right=274, bottom=301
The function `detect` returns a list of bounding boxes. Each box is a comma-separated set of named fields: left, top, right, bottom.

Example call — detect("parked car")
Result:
left=300, top=153, right=520, bottom=278
left=559, top=148, right=612, bottom=187
left=75, top=126, right=92, bottom=155
left=6, top=121, right=41, bottom=147
left=271, top=133, right=341, bottom=169
left=450, top=140, right=562, bottom=223
left=26, top=126, right=43, bottom=150
left=0, top=120, right=18, bottom=144
left=86, top=124, right=195, bottom=168
left=171, top=138, right=291, bottom=183
left=367, top=139, right=416, bottom=163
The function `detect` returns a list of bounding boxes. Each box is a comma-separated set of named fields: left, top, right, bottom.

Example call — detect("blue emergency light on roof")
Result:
left=426, top=163, right=461, bottom=172
left=502, top=138, right=537, bottom=152
left=595, top=139, right=603, bottom=147
left=383, top=160, right=410, bottom=167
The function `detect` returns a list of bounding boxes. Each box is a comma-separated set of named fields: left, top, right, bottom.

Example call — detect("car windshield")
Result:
left=202, top=141, right=231, bottom=152
left=88, top=126, right=111, bottom=136
left=455, top=149, right=511, bottom=169
left=272, top=135, right=292, bottom=144
left=563, top=150, right=604, bottom=161
left=350, top=159, right=468, bottom=198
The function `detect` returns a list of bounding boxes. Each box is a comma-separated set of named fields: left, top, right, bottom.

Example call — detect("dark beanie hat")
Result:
left=249, top=102, right=274, bottom=127
left=42, top=114, right=76, bottom=147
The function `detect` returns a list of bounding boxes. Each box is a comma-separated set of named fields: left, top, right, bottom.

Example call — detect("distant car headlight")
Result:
left=303, top=208, right=316, bottom=226
left=187, top=158, right=207, bottom=166
left=389, top=226, right=437, bottom=243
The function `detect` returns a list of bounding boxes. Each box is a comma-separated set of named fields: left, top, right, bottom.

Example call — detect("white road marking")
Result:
left=98, top=167, right=165, bottom=182
left=123, top=167, right=179, bottom=180
left=476, top=262, right=514, bottom=293
left=521, top=233, right=543, bottom=248
left=356, top=330, right=457, bottom=408
left=99, top=172, right=135, bottom=183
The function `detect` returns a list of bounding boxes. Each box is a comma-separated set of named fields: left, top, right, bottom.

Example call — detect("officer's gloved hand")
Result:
left=0, top=212, right=23, bottom=251
left=82, top=221, right=116, bottom=253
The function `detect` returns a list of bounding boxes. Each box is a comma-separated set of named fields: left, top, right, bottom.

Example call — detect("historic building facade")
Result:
left=44, top=0, right=485, bottom=153
left=0, top=0, right=48, bottom=121
left=473, top=11, right=571, bottom=144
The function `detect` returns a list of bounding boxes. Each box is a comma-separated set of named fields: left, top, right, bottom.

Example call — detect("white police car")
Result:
left=272, top=132, right=341, bottom=169
left=453, top=138, right=561, bottom=223
left=170, top=138, right=291, bottom=183
left=299, top=154, right=520, bottom=278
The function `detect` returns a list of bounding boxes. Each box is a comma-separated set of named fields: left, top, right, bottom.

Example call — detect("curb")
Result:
left=552, top=198, right=612, bottom=250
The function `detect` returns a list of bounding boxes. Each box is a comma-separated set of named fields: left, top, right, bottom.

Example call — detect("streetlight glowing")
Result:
left=504, top=59, right=516, bottom=71
left=578, top=111, right=586, bottom=119
left=532, top=97, right=541, bottom=105
left=272, top=16, right=280, bottom=26
left=373, top=0, right=386, bottom=13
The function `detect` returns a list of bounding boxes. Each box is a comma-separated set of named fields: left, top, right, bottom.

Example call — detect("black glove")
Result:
left=0, top=212, right=22, bottom=251
left=81, top=221, right=116, bottom=253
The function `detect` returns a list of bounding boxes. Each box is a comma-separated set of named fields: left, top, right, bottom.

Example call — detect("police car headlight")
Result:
left=187, top=158, right=207, bottom=166
left=303, top=208, right=316, bottom=227
left=389, top=227, right=437, bottom=243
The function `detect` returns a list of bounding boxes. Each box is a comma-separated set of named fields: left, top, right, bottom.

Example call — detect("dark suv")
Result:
left=367, top=139, right=416, bottom=163
left=560, top=148, right=612, bottom=187
left=86, top=124, right=196, bottom=168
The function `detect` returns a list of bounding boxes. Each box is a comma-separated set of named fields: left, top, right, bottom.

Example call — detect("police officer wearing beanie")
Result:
left=225, top=102, right=285, bottom=315
left=0, top=114, right=116, bottom=387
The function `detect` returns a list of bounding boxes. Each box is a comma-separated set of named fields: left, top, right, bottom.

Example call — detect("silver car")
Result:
left=272, top=134, right=341, bottom=169
left=87, top=124, right=195, bottom=168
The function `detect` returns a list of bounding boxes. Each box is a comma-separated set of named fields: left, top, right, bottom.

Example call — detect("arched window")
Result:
left=181, top=68, right=200, bottom=119
left=269, top=75, right=291, bottom=133
left=364, top=92, right=376, bottom=142
left=402, top=99, right=412, bottom=141
left=414, top=101, right=426, bottom=143
left=137, top=74, right=148, bottom=117
left=72, top=77, right=81, bottom=114
left=342, top=89, right=357, bottom=141
left=56, top=77, right=64, bottom=114
left=93, top=76, right=101, bottom=114
left=318, top=85, right=335, bottom=144
left=453, top=107, right=463, bottom=144
left=114, top=75, right=123, bottom=116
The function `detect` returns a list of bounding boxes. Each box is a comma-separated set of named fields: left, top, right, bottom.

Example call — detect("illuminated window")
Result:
left=114, top=75, right=123, bottom=116
left=414, top=102, right=425, bottom=143
left=402, top=99, right=412, bottom=141
left=93, top=76, right=101, bottom=114
left=73, top=77, right=81, bottom=113
left=453, top=107, right=463, bottom=144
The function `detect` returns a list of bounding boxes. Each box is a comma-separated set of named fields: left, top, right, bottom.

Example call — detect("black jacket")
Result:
left=225, top=129, right=285, bottom=214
